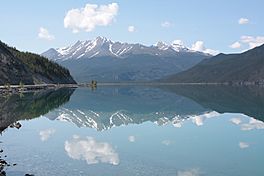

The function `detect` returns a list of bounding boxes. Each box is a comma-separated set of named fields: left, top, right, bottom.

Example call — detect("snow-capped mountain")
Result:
left=42, top=36, right=211, bottom=82
left=43, top=36, right=200, bottom=61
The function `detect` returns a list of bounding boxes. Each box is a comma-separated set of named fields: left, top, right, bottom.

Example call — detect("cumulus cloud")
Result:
left=172, top=40, right=184, bottom=46
left=65, top=135, right=119, bottom=165
left=64, top=3, right=119, bottom=33
left=177, top=168, right=201, bottom=176
left=38, top=27, right=55, bottom=41
left=238, top=18, right=249, bottom=25
left=191, top=41, right=219, bottom=55
left=230, top=117, right=242, bottom=125
left=128, top=25, right=135, bottom=32
left=128, top=135, right=136, bottom=142
left=161, top=21, right=173, bottom=28
left=239, top=142, right=249, bottom=149
left=229, top=41, right=241, bottom=49
left=39, top=128, right=56, bottom=141
left=240, top=35, right=264, bottom=49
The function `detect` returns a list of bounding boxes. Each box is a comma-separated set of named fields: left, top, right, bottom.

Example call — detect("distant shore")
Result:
left=96, top=82, right=221, bottom=86
left=96, top=81, right=264, bottom=86
left=0, top=84, right=78, bottom=94
left=1, top=81, right=263, bottom=95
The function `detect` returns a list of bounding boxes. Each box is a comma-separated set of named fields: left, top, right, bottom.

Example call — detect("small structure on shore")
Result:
left=90, top=80, right=97, bottom=89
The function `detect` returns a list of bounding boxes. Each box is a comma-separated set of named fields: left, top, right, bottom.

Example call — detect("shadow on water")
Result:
left=161, top=85, right=264, bottom=122
left=0, top=88, right=75, bottom=176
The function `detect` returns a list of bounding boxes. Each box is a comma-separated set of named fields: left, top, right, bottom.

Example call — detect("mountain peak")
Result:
left=155, top=41, right=169, bottom=50
left=171, top=40, right=189, bottom=52
left=95, top=36, right=110, bottom=43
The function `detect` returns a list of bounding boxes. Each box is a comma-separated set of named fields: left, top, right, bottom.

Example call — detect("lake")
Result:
left=1, top=85, right=264, bottom=176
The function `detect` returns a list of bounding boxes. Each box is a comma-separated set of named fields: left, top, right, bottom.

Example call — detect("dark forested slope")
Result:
left=164, top=44, right=264, bottom=84
left=0, top=40, right=76, bottom=85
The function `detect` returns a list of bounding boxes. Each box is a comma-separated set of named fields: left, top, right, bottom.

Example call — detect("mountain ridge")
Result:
left=42, top=36, right=210, bottom=83
left=42, top=36, right=210, bottom=61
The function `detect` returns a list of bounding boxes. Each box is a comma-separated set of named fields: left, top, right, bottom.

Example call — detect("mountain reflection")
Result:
left=162, top=85, right=264, bottom=122
left=0, top=88, right=75, bottom=133
left=45, top=86, right=264, bottom=131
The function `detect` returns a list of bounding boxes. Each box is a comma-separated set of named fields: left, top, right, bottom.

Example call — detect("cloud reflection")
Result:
left=65, top=135, right=119, bottom=165
left=230, top=117, right=242, bottom=125
left=191, top=111, right=220, bottom=126
left=39, top=128, right=56, bottom=141
left=239, top=142, right=249, bottom=149
left=240, top=118, right=264, bottom=131
left=230, top=116, right=264, bottom=131
left=162, top=140, right=172, bottom=146
left=128, top=136, right=136, bottom=142
left=177, top=168, right=201, bottom=176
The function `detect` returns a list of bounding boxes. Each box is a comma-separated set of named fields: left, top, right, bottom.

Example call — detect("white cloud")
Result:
left=162, top=140, right=172, bottom=146
left=229, top=41, right=241, bottom=49
left=38, top=27, right=55, bottom=41
left=238, top=18, right=249, bottom=25
left=240, top=118, right=264, bottom=131
left=230, top=117, right=242, bottom=125
left=161, top=21, right=172, bottom=28
left=172, top=40, right=184, bottom=46
left=177, top=168, right=201, bottom=176
left=128, top=135, right=136, bottom=142
left=239, top=142, right=249, bottom=149
left=39, top=128, right=56, bottom=141
left=128, top=25, right=135, bottom=32
left=229, top=35, right=264, bottom=51
left=191, top=41, right=219, bottom=55
left=64, top=3, right=119, bottom=33
left=65, top=135, right=119, bottom=165
left=241, top=35, right=264, bottom=49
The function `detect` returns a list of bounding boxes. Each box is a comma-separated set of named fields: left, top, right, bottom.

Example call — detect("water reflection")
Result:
left=39, top=128, right=56, bottom=142
left=177, top=168, right=202, bottom=176
left=45, top=86, right=264, bottom=131
left=230, top=116, right=264, bottom=131
left=0, top=88, right=75, bottom=175
left=163, top=85, right=264, bottom=121
left=65, top=135, right=119, bottom=165
left=0, top=86, right=263, bottom=176
left=0, top=88, right=75, bottom=133
left=239, top=142, right=250, bottom=149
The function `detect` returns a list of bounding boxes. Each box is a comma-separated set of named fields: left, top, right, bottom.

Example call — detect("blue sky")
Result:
left=0, top=0, right=263, bottom=54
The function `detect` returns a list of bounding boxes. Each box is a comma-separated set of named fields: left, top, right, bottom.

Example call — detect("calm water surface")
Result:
left=0, top=86, right=264, bottom=176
